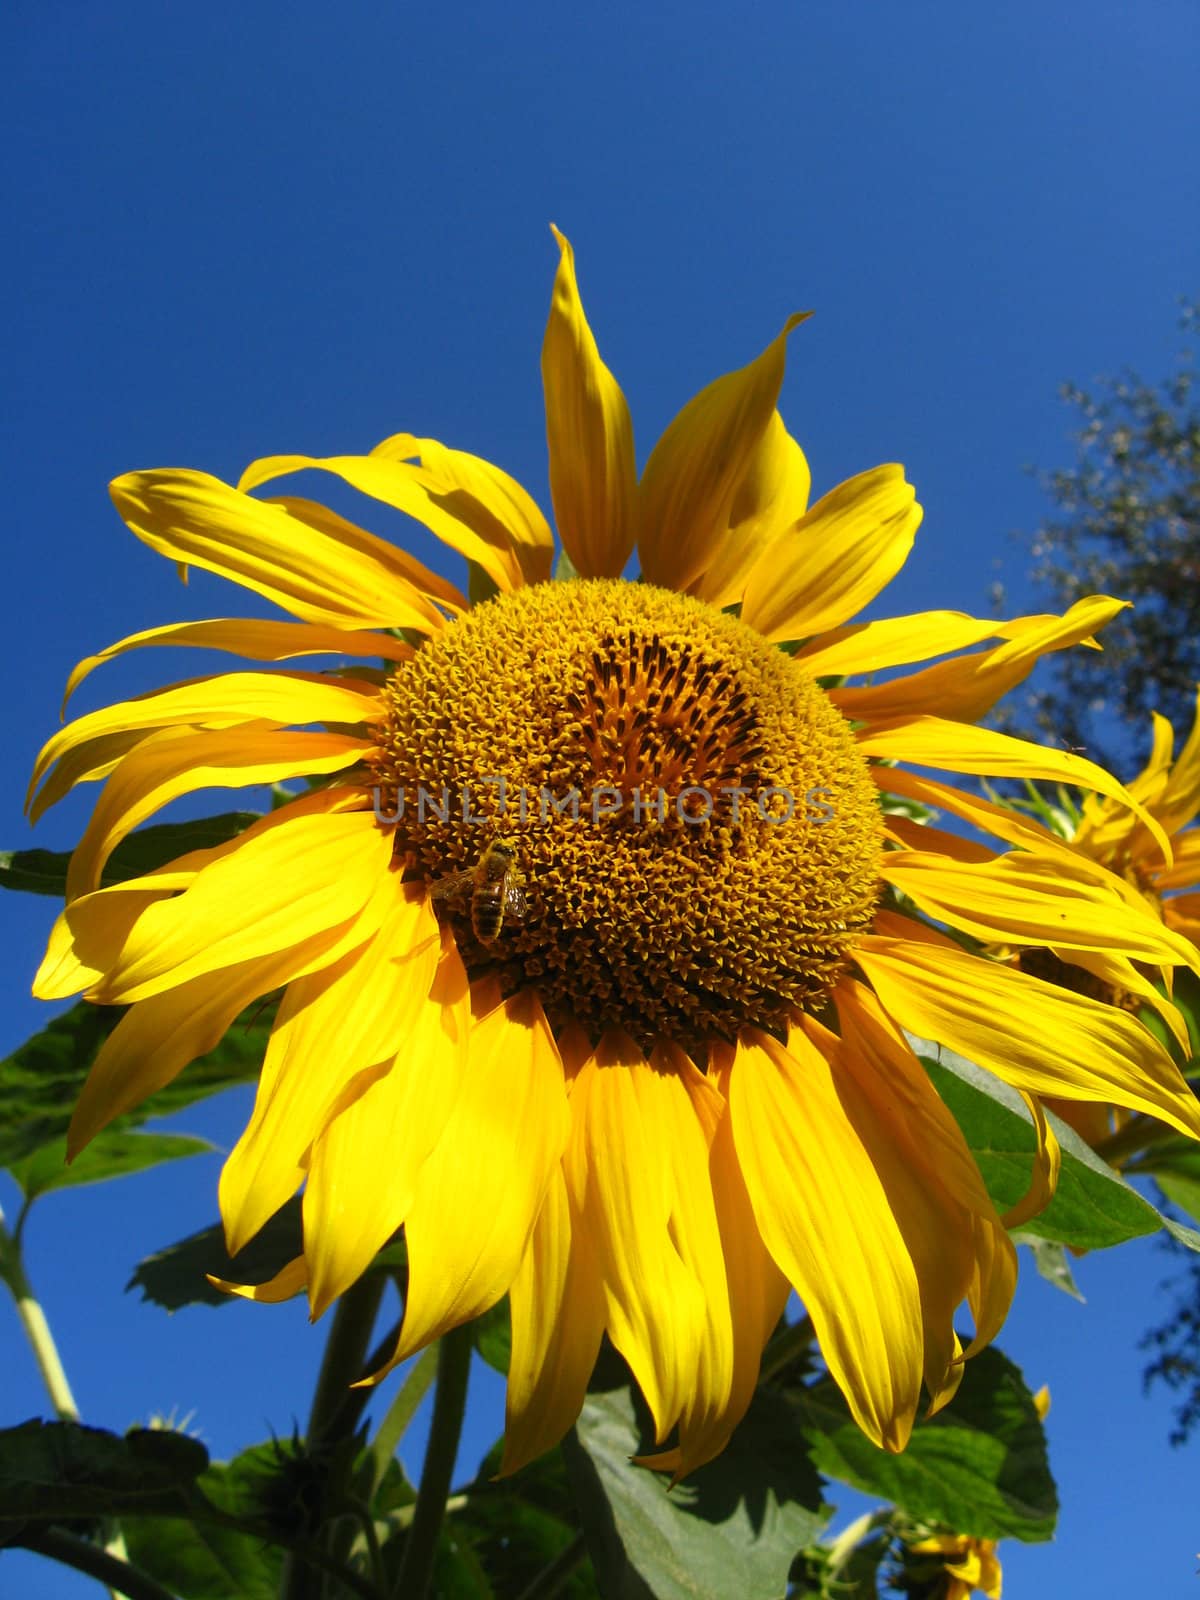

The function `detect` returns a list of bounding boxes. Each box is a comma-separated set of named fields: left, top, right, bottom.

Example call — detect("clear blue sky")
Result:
left=5, top=2, right=1199, bottom=1594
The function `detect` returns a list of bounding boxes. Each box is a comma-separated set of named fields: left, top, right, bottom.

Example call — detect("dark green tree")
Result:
left=1011, top=300, right=1199, bottom=774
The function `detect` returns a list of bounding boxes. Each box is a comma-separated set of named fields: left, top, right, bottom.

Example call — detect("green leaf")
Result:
left=913, top=1036, right=1170, bottom=1251
left=1, top=811, right=261, bottom=897
left=129, top=1202, right=406, bottom=1311
left=563, top=1376, right=828, bottom=1600
left=128, top=1199, right=304, bottom=1310
left=432, top=1441, right=595, bottom=1600
left=471, top=1297, right=511, bottom=1374
left=553, top=548, right=581, bottom=582
left=0, top=1419, right=209, bottom=1523
left=0, top=994, right=273, bottom=1173
left=794, top=1346, right=1056, bottom=1544
left=1012, top=1234, right=1085, bottom=1301
left=123, top=1514, right=282, bottom=1600
left=8, top=1131, right=213, bottom=1201
left=1128, top=1135, right=1200, bottom=1226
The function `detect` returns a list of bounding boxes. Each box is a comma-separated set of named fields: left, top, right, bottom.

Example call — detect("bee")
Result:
left=431, top=837, right=528, bottom=945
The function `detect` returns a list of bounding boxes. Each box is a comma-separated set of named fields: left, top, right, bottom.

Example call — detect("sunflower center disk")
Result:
left=373, top=579, right=883, bottom=1054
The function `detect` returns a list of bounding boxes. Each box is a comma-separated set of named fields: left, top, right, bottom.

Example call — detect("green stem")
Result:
left=279, top=1272, right=387, bottom=1600
left=365, top=1344, right=439, bottom=1497
left=0, top=1203, right=80, bottom=1420
left=516, top=1531, right=588, bottom=1600
left=307, top=1274, right=389, bottom=1447
left=392, top=1323, right=473, bottom=1600
left=15, top=1527, right=176, bottom=1600
left=1096, top=1113, right=1178, bottom=1168
left=760, top=1313, right=816, bottom=1384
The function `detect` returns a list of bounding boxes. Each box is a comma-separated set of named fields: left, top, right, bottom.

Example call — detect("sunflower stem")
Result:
left=759, top=1312, right=817, bottom=1384
left=1095, top=1113, right=1179, bottom=1168
left=365, top=1344, right=439, bottom=1497
left=0, top=1203, right=80, bottom=1421
left=14, top=1527, right=177, bottom=1600
left=279, top=1272, right=387, bottom=1600
left=392, top=1323, right=473, bottom=1600
left=515, top=1530, right=588, bottom=1600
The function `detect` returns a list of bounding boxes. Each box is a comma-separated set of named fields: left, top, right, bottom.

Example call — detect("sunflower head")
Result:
left=373, top=576, right=883, bottom=1054
left=29, top=231, right=1200, bottom=1487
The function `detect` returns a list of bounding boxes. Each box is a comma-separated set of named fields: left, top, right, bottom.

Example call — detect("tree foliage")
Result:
left=1011, top=299, right=1199, bottom=772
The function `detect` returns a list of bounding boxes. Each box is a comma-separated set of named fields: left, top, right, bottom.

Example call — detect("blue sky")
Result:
left=5, top=2, right=1199, bottom=1594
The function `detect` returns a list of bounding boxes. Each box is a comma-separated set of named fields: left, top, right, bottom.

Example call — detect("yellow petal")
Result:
left=1042, top=944, right=1192, bottom=1057
left=110, top=470, right=449, bottom=633
left=539, top=226, right=637, bottom=578
left=1153, top=831, right=1200, bottom=891
left=92, top=799, right=391, bottom=1005
left=740, top=465, right=921, bottom=643
left=67, top=936, right=350, bottom=1156
left=302, top=924, right=481, bottom=1319
left=383, top=991, right=570, bottom=1358
left=796, top=1011, right=971, bottom=1404
left=879, top=849, right=1200, bottom=974
left=645, top=1041, right=734, bottom=1475
left=268, top=495, right=468, bottom=613
left=1165, top=892, right=1200, bottom=941
left=638, top=315, right=809, bottom=593
left=729, top=1027, right=922, bottom=1451
left=1157, top=689, right=1200, bottom=836
left=1000, top=1093, right=1062, bottom=1230
left=62, top=616, right=413, bottom=717
left=66, top=726, right=374, bottom=901
left=369, top=434, right=554, bottom=589
left=561, top=1030, right=707, bottom=1441
left=795, top=609, right=1040, bottom=680
left=689, top=413, right=812, bottom=609
left=210, top=1257, right=308, bottom=1304
left=831, top=597, right=1126, bottom=724
left=240, top=450, right=538, bottom=596
left=29, top=669, right=381, bottom=818
left=856, top=921, right=1200, bottom=1141
left=856, top=716, right=1173, bottom=865
left=221, top=885, right=445, bottom=1259
left=829, top=982, right=1017, bottom=1366
left=500, top=1165, right=606, bottom=1476
left=664, top=1041, right=789, bottom=1475
left=29, top=729, right=159, bottom=827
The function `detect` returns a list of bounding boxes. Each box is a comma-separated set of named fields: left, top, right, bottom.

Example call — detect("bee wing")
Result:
left=504, top=881, right=529, bottom=920
left=431, top=869, right=475, bottom=903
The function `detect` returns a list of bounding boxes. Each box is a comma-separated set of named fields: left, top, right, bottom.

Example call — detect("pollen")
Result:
left=372, top=579, right=883, bottom=1054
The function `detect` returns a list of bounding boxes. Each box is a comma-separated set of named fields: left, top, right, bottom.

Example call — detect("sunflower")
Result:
left=29, top=231, right=1200, bottom=1478
left=904, top=1532, right=1004, bottom=1600
left=995, top=693, right=1200, bottom=1147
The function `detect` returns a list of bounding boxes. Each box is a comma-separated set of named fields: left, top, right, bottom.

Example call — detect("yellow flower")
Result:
left=1001, top=698, right=1200, bottom=1148
left=1071, top=690, right=1200, bottom=944
left=28, top=232, right=1200, bottom=1477
left=907, top=1533, right=1003, bottom=1600
left=905, top=1387, right=1047, bottom=1599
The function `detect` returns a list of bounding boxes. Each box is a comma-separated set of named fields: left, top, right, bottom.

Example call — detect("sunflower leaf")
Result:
left=429, top=1441, right=596, bottom=1599
left=792, top=1346, right=1056, bottom=1543
left=471, top=1297, right=512, bottom=1374
left=1011, top=1234, right=1085, bottom=1300
left=128, top=1200, right=305, bottom=1310
left=563, top=1376, right=828, bottom=1600
left=911, top=1036, right=1171, bottom=1252
left=0, top=810, right=261, bottom=897
left=0, top=1418, right=210, bottom=1522
left=8, top=1131, right=213, bottom=1201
